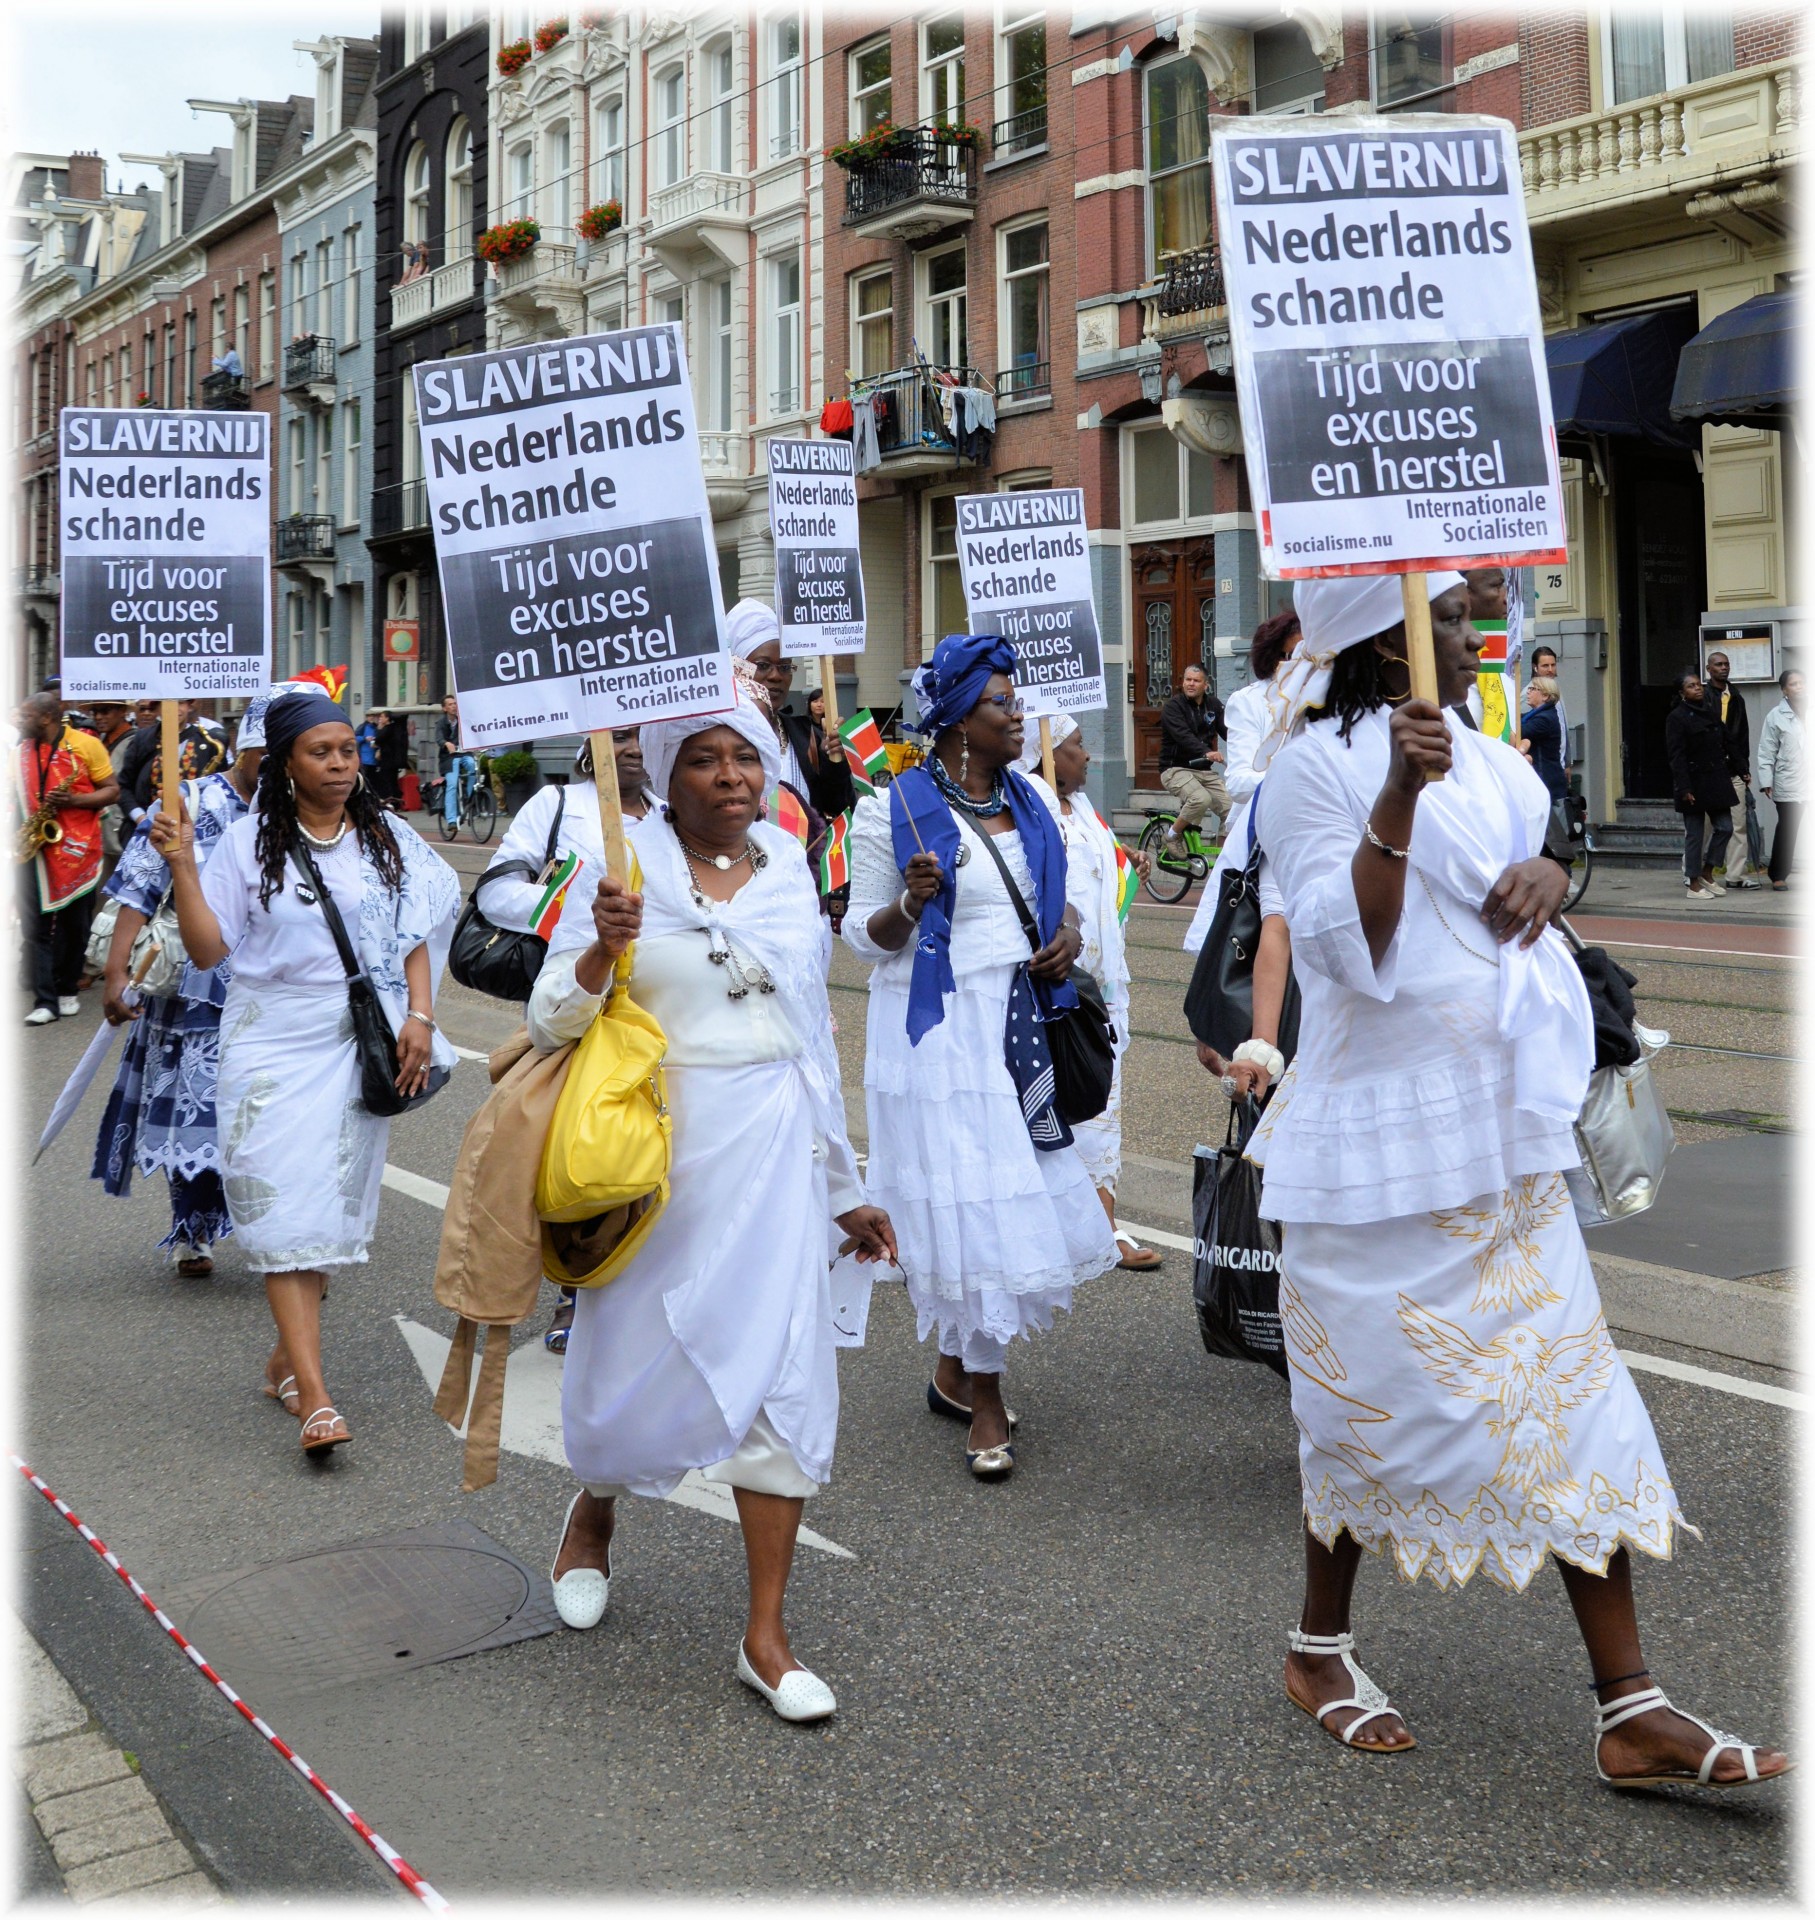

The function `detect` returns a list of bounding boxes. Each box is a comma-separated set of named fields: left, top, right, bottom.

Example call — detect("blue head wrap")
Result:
left=257, top=690, right=351, bottom=791
left=909, top=633, right=1018, bottom=736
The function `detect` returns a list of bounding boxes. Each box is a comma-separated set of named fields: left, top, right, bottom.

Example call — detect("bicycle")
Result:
left=1558, top=792, right=1593, bottom=912
left=1136, top=809, right=1221, bottom=905
left=422, top=761, right=497, bottom=844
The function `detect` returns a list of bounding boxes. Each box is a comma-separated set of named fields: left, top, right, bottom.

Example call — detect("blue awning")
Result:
left=1545, top=310, right=1699, bottom=449
left=1669, top=292, right=1797, bottom=433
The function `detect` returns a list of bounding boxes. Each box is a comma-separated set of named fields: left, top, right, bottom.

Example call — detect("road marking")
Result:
left=1115, top=1220, right=1805, bottom=1411
left=449, top=1042, right=490, bottom=1063
left=1592, top=939, right=1794, bottom=962
left=382, top=1164, right=451, bottom=1208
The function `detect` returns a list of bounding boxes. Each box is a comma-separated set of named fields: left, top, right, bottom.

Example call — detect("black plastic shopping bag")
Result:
left=1190, top=1099, right=1287, bottom=1378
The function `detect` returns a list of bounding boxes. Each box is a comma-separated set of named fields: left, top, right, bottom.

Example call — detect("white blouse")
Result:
left=200, top=820, right=366, bottom=989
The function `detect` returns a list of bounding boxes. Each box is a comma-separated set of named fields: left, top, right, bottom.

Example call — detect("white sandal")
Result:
left=1286, top=1628, right=1415, bottom=1751
left=1595, top=1684, right=1783, bottom=1789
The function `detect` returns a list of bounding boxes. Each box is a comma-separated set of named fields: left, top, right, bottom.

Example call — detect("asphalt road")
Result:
left=16, top=835, right=1797, bottom=1898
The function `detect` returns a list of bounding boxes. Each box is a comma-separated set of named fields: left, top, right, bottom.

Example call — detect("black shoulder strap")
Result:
left=954, top=808, right=1040, bottom=954
left=542, top=784, right=566, bottom=874
left=290, top=837, right=363, bottom=983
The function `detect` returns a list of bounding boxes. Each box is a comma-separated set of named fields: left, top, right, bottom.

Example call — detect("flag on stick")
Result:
left=532, top=852, right=582, bottom=941
left=837, top=710, right=890, bottom=792
left=819, top=810, right=851, bottom=893
left=772, top=785, right=812, bottom=847
left=1095, top=808, right=1139, bottom=923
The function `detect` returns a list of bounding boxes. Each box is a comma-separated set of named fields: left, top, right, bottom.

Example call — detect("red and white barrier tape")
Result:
left=12, top=1456, right=450, bottom=1911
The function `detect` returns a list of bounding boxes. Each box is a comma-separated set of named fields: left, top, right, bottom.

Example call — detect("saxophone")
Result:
left=18, top=773, right=76, bottom=862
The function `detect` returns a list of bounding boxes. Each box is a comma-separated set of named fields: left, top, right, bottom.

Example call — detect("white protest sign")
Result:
left=769, top=438, right=865, bottom=658
left=955, top=489, right=1105, bottom=717
left=1213, top=114, right=1567, bottom=579
left=413, top=324, right=732, bottom=749
left=58, top=408, right=271, bottom=700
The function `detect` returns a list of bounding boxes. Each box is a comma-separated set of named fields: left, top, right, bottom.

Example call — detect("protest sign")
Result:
left=58, top=408, right=271, bottom=701
left=954, top=488, right=1105, bottom=718
left=769, top=438, right=865, bottom=659
left=413, top=324, right=733, bottom=753
left=1212, top=115, right=1567, bottom=582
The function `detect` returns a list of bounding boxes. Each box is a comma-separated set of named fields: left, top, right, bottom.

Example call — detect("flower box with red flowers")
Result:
left=477, top=218, right=541, bottom=264
left=496, top=38, right=531, bottom=76
left=576, top=201, right=623, bottom=242
left=534, top=16, right=569, bottom=52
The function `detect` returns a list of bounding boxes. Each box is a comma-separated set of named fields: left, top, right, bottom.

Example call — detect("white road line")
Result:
left=448, top=1042, right=490, bottom=1062
left=1586, top=938, right=1793, bottom=962
left=383, top=1164, right=452, bottom=1209
left=1114, top=1219, right=1804, bottom=1412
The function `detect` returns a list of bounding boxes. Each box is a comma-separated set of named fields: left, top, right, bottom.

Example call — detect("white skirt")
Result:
left=1069, top=1005, right=1129, bottom=1192
left=1282, top=1172, right=1694, bottom=1593
left=216, top=981, right=389, bottom=1274
left=562, top=1057, right=839, bottom=1501
left=863, top=964, right=1118, bottom=1351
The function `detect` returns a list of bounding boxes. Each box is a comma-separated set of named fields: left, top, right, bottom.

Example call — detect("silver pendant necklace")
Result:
left=297, top=815, right=349, bottom=851
left=676, top=838, right=775, bottom=1000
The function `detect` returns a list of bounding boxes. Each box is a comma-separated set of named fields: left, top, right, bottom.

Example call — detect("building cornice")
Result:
left=273, top=126, right=378, bottom=231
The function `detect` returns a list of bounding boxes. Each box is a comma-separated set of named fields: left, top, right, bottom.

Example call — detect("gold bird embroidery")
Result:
left=1432, top=1174, right=1570, bottom=1314
left=1396, top=1296, right=1617, bottom=1501
left=1278, top=1277, right=1346, bottom=1382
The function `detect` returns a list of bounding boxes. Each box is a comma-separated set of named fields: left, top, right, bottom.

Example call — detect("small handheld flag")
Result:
left=532, top=851, right=582, bottom=941
left=819, top=810, right=851, bottom=893
left=772, top=785, right=812, bottom=847
left=837, top=710, right=890, bottom=792
left=1475, top=621, right=1512, bottom=744
left=1097, top=809, right=1139, bottom=923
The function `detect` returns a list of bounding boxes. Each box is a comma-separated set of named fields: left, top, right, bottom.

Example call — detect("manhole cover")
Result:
left=162, top=1520, right=557, bottom=1697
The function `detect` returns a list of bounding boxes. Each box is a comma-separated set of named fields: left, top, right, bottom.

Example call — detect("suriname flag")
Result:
left=820, top=810, right=851, bottom=893
left=532, top=851, right=583, bottom=940
left=837, top=710, right=890, bottom=791
left=1475, top=619, right=1513, bottom=744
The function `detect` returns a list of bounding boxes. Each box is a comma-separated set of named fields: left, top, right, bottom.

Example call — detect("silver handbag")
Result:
left=1565, top=1022, right=1675, bottom=1226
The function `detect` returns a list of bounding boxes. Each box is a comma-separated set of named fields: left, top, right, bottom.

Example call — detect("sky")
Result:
left=5, top=4, right=379, bottom=195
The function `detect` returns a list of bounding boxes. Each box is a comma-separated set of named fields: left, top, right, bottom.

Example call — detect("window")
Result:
left=211, top=296, right=226, bottom=363
left=342, top=229, right=360, bottom=341
left=316, top=238, right=334, bottom=337
left=1372, top=8, right=1450, bottom=108
left=594, top=96, right=625, bottom=203
left=851, top=38, right=891, bottom=134
left=1253, top=21, right=1324, bottom=112
left=316, top=407, right=334, bottom=512
left=927, top=494, right=966, bottom=643
left=921, top=245, right=967, bottom=369
left=508, top=142, right=534, bottom=221
left=999, top=220, right=1048, bottom=397
left=400, top=372, right=421, bottom=485
left=923, top=11, right=965, bottom=126
left=101, top=352, right=114, bottom=410
left=769, top=251, right=802, bottom=414
left=547, top=121, right=571, bottom=235
left=446, top=120, right=473, bottom=259
left=404, top=141, right=431, bottom=249
left=341, top=397, right=362, bottom=524
left=164, top=321, right=179, bottom=405
left=287, top=592, right=307, bottom=678
left=256, top=275, right=274, bottom=380
left=183, top=311, right=197, bottom=403
left=85, top=359, right=98, bottom=409
left=769, top=16, right=803, bottom=159
left=997, top=6, right=1047, bottom=151
left=658, top=291, right=684, bottom=329
left=402, top=5, right=431, bottom=64
left=654, top=66, right=686, bottom=188
left=234, top=283, right=251, bottom=365
left=705, top=40, right=735, bottom=172
left=1146, top=58, right=1211, bottom=275
left=707, top=276, right=734, bottom=431
left=289, top=416, right=307, bottom=513
left=1130, top=427, right=1219, bottom=525
left=1607, top=9, right=1736, bottom=104
left=140, top=329, right=154, bottom=401
left=851, top=268, right=893, bottom=379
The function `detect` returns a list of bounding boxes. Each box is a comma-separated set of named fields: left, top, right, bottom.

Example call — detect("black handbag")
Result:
left=1182, top=792, right=1301, bottom=1064
left=1190, top=1097, right=1288, bottom=1377
left=448, top=790, right=566, bottom=1001
left=291, top=838, right=449, bottom=1117
left=958, top=811, right=1117, bottom=1126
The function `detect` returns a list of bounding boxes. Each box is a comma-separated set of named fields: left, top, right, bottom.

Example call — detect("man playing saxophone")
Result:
left=15, top=692, right=118, bottom=1025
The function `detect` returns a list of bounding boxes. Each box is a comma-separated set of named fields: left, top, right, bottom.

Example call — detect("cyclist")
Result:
left=438, top=693, right=476, bottom=835
left=1158, top=663, right=1227, bottom=859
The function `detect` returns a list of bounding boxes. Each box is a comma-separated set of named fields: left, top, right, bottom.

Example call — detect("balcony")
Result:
left=490, top=238, right=584, bottom=338
left=1519, top=63, right=1799, bottom=234
left=841, top=129, right=979, bottom=238
left=198, top=370, right=250, bottom=410
left=275, top=514, right=335, bottom=564
left=995, top=360, right=1051, bottom=404
left=369, top=478, right=428, bottom=541
left=700, top=431, right=750, bottom=518
left=991, top=104, right=1047, bottom=159
left=647, top=173, right=752, bottom=270
left=391, top=255, right=476, bottom=331
left=19, top=568, right=59, bottom=600
left=282, top=336, right=337, bottom=406
left=849, top=363, right=984, bottom=474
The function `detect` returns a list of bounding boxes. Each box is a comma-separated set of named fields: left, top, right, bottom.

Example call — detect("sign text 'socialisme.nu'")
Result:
left=59, top=408, right=271, bottom=701
left=413, top=325, right=732, bottom=748
left=1212, top=115, right=1568, bottom=578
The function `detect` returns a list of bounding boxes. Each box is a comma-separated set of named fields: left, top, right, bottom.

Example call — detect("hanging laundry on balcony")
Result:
left=819, top=397, right=854, bottom=440
left=852, top=395, right=883, bottom=474
left=943, top=383, right=997, bottom=464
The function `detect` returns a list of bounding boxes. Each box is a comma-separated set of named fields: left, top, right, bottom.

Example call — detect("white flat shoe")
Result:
left=736, top=1642, right=836, bottom=1723
left=549, top=1490, right=610, bottom=1630
left=57, top=995, right=81, bottom=1017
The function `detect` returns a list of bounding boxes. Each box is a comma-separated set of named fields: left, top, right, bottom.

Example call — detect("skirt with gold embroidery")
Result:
left=1280, top=1172, right=1695, bottom=1593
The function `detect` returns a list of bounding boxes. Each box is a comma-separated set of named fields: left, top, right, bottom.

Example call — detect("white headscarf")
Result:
left=1257, top=570, right=1467, bottom=766
left=724, top=598, right=781, bottom=656
left=638, top=662, right=782, bottom=802
left=234, top=680, right=316, bottom=751
left=1017, top=711, right=1078, bottom=777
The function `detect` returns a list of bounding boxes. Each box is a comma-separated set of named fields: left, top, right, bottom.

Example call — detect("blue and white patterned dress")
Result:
left=91, top=774, right=247, bottom=1256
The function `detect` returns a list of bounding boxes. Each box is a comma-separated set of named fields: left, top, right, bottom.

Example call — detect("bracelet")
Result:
left=405, top=1009, right=436, bottom=1031
left=1231, top=1039, right=1286, bottom=1080
left=1363, top=819, right=1410, bottom=859
left=897, top=888, right=923, bottom=923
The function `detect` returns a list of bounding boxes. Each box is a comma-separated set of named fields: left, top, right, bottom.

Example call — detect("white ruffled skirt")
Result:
left=862, top=963, right=1118, bottom=1354
left=1282, top=1173, right=1694, bottom=1593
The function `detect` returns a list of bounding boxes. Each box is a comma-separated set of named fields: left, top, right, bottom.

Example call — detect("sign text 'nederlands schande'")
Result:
left=956, top=489, right=1105, bottom=716
left=414, top=326, right=732, bottom=746
left=1213, top=115, right=1566, bottom=578
left=769, top=438, right=865, bottom=658
left=59, top=409, right=271, bottom=700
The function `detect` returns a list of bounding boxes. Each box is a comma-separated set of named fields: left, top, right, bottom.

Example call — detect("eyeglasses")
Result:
left=977, top=692, right=1026, bottom=715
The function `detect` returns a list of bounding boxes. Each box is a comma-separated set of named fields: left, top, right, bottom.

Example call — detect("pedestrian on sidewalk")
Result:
left=152, top=690, right=459, bottom=1458
left=1664, top=669, right=1737, bottom=902
left=1522, top=677, right=1569, bottom=802
left=16, top=692, right=118, bottom=1025
left=1020, top=715, right=1159, bottom=1270
left=90, top=690, right=278, bottom=1277
left=1249, top=569, right=1788, bottom=1789
left=1159, top=663, right=1229, bottom=859
left=842, top=634, right=1118, bottom=1481
left=1757, top=666, right=1803, bottom=890
left=532, top=671, right=893, bottom=1723
left=1703, top=651, right=1761, bottom=887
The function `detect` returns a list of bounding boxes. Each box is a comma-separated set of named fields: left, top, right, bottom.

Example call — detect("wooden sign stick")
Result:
left=1039, top=715, right=1056, bottom=789
left=818, top=658, right=842, bottom=740
left=588, top=730, right=630, bottom=887
left=1400, top=574, right=1445, bottom=785
left=159, top=698, right=181, bottom=819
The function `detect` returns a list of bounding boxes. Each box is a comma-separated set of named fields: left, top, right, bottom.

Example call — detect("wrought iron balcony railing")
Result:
left=849, top=362, right=983, bottom=461
left=841, top=128, right=979, bottom=228
left=370, top=478, right=429, bottom=538
left=996, top=360, right=1051, bottom=401
left=1155, top=242, right=1225, bottom=317
left=283, top=336, right=337, bottom=389
left=276, top=514, right=335, bottom=562
left=991, top=104, right=1047, bottom=157
left=198, top=371, right=250, bottom=410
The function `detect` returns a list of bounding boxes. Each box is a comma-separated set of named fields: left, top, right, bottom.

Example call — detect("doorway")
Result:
left=1129, top=538, right=1217, bottom=786
left=1614, top=442, right=1707, bottom=799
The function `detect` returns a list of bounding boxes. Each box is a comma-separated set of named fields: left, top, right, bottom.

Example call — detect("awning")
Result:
left=1669, top=292, right=1798, bottom=433
left=1545, top=310, right=1700, bottom=449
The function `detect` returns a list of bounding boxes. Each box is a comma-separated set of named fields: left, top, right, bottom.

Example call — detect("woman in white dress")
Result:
left=1250, top=572, right=1788, bottom=1789
left=154, top=690, right=459, bottom=1458
left=1018, top=716, right=1159, bottom=1270
left=844, top=634, right=1119, bottom=1479
left=533, top=675, right=895, bottom=1724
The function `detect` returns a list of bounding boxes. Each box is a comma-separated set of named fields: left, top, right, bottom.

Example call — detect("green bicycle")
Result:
left=1136, top=810, right=1221, bottom=904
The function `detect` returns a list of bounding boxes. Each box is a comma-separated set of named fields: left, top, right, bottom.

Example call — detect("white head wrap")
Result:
left=234, top=680, right=315, bottom=751
left=1258, top=569, right=1467, bottom=765
left=639, top=661, right=783, bottom=802
left=1017, top=711, right=1078, bottom=777
left=723, top=598, right=781, bottom=656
